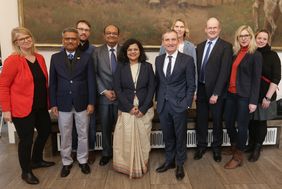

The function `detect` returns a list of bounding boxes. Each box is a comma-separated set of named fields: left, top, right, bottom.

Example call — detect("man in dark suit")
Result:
left=71, top=20, right=96, bottom=165
left=93, top=24, right=121, bottom=166
left=49, top=27, right=96, bottom=177
left=194, top=17, right=233, bottom=162
left=155, top=30, right=196, bottom=180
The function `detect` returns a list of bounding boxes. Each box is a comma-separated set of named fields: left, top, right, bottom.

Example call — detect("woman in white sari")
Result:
left=113, top=39, right=155, bottom=178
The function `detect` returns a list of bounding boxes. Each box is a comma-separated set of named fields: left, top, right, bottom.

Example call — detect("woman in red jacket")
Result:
left=0, top=27, right=54, bottom=185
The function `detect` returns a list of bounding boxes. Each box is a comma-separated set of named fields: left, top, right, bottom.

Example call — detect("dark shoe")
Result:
left=60, top=164, right=73, bottom=177
left=88, top=151, right=95, bottom=165
left=79, top=163, right=91, bottom=174
left=194, top=148, right=206, bottom=160
left=175, top=165, right=185, bottom=180
left=213, top=151, right=222, bottom=162
left=156, top=162, right=176, bottom=173
left=31, top=160, right=55, bottom=169
left=248, top=144, right=262, bottom=162
left=244, top=144, right=255, bottom=153
left=21, top=172, right=39, bottom=185
left=99, top=156, right=112, bottom=166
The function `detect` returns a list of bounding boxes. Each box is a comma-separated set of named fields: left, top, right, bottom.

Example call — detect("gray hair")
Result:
left=61, top=27, right=78, bottom=37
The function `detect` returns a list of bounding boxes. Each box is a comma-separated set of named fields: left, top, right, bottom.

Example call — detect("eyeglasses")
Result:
left=239, top=34, right=250, bottom=39
left=77, top=28, right=90, bottom=32
left=17, top=36, right=32, bottom=43
left=105, top=32, right=119, bottom=36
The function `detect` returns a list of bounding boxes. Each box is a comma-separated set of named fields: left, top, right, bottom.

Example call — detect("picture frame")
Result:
left=19, top=0, right=282, bottom=50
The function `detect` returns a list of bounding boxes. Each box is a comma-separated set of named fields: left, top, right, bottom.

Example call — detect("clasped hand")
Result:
left=130, top=107, right=144, bottom=118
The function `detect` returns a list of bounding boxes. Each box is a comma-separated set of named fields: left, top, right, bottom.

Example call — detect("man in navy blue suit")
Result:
left=49, top=27, right=96, bottom=177
left=155, top=30, right=196, bottom=180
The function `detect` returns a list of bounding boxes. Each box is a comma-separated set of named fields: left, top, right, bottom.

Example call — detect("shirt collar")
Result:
left=65, top=50, right=75, bottom=56
left=166, top=50, right=178, bottom=59
left=207, top=37, right=219, bottom=45
left=107, top=45, right=118, bottom=51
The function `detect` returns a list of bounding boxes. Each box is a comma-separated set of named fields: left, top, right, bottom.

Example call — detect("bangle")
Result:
left=264, top=96, right=271, bottom=102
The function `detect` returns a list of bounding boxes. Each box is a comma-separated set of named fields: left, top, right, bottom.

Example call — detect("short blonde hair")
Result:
left=233, top=25, right=257, bottom=55
left=171, top=18, right=190, bottom=38
left=11, top=27, right=36, bottom=55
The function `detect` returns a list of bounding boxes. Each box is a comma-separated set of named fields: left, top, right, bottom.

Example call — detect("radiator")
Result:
left=57, top=128, right=278, bottom=151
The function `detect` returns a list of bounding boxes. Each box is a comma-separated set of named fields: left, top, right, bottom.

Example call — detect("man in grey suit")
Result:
left=155, top=30, right=196, bottom=180
left=93, top=24, right=121, bottom=166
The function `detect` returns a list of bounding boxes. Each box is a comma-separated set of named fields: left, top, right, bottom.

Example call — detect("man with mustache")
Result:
left=50, top=27, right=96, bottom=177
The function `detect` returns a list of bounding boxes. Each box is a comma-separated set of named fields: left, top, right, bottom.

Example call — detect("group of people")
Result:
left=0, top=16, right=280, bottom=184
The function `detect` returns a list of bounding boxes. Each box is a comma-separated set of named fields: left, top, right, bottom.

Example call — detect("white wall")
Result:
left=0, top=0, right=19, bottom=60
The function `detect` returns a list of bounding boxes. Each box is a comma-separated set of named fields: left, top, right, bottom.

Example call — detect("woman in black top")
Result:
left=247, top=29, right=281, bottom=162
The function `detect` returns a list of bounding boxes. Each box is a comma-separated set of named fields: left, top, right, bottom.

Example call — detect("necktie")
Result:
left=200, top=41, right=212, bottom=83
left=166, top=55, right=172, bottom=78
left=110, top=48, right=117, bottom=73
left=68, top=53, right=74, bottom=60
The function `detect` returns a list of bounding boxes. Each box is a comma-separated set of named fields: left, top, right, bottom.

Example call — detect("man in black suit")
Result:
left=155, top=30, right=196, bottom=180
left=194, top=17, right=233, bottom=162
left=93, top=25, right=121, bottom=166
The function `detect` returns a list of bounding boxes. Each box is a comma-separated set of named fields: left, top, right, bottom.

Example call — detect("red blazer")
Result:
left=0, top=53, right=48, bottom=117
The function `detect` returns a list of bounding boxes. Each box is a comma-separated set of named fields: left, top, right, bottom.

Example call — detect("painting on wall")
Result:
left=20, top=0, right=282, bottom=48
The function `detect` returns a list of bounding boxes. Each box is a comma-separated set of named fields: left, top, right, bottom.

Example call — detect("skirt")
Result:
left=112, top=107, right=154, bottom=178
left=252, top=101, right=277, bottom=120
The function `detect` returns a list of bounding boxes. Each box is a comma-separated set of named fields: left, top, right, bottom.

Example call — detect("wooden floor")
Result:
left=1, top=126, right=282, bottom=189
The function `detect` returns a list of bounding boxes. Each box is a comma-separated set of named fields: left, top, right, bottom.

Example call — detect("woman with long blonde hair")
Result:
left=0, top=27, right=54, bottom=184
left=224, top=25, right=262, bottom=169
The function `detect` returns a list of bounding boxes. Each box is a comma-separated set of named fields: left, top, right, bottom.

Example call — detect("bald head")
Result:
left=205, top=17, right=221, bottom=40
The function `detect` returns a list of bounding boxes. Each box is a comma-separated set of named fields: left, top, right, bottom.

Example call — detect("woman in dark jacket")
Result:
left=247, top=29, right=281, bottom=162
left=224, top=25, right=262, bottom=169
left=112, top=39, right=155, bottom=178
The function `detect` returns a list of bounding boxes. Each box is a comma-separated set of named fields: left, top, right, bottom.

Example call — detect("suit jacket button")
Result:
left=69, top=91, right=72, bottom=94
left=70, top=80, right=73, bottom=83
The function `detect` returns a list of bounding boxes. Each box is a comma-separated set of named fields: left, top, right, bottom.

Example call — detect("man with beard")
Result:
left=72, top=20, right=96, bottom=164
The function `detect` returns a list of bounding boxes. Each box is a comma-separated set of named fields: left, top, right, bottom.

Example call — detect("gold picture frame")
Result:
left=18, top=0, right=282, bottom=50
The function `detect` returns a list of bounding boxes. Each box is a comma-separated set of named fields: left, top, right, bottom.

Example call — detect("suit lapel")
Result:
left=135, top=63, right=143, bottom=89
left=59, top=51, right=71, bottom=78
left=125, top=64, right=135, bottom=88
left=208, top=38, right=221, bottom=62
left=197, top=42, right=205, bottom=72
left=72, top=50, right=83, bottom=78
left=158, top=54, right=166, bottom=80
left=101, top=45, right=112, bottom=73
left=170, top=53, right=181, bottom=79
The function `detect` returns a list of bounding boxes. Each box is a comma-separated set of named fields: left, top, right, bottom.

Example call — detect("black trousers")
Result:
left=159, top=101, right=187, bottom=166
left=196, top=83, right=224, bottom=151
left=99, top=104, right=118, bottom=157
left=248, top=120, right=267, bottom=145
left=13, top=108, right=51, bottom=173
